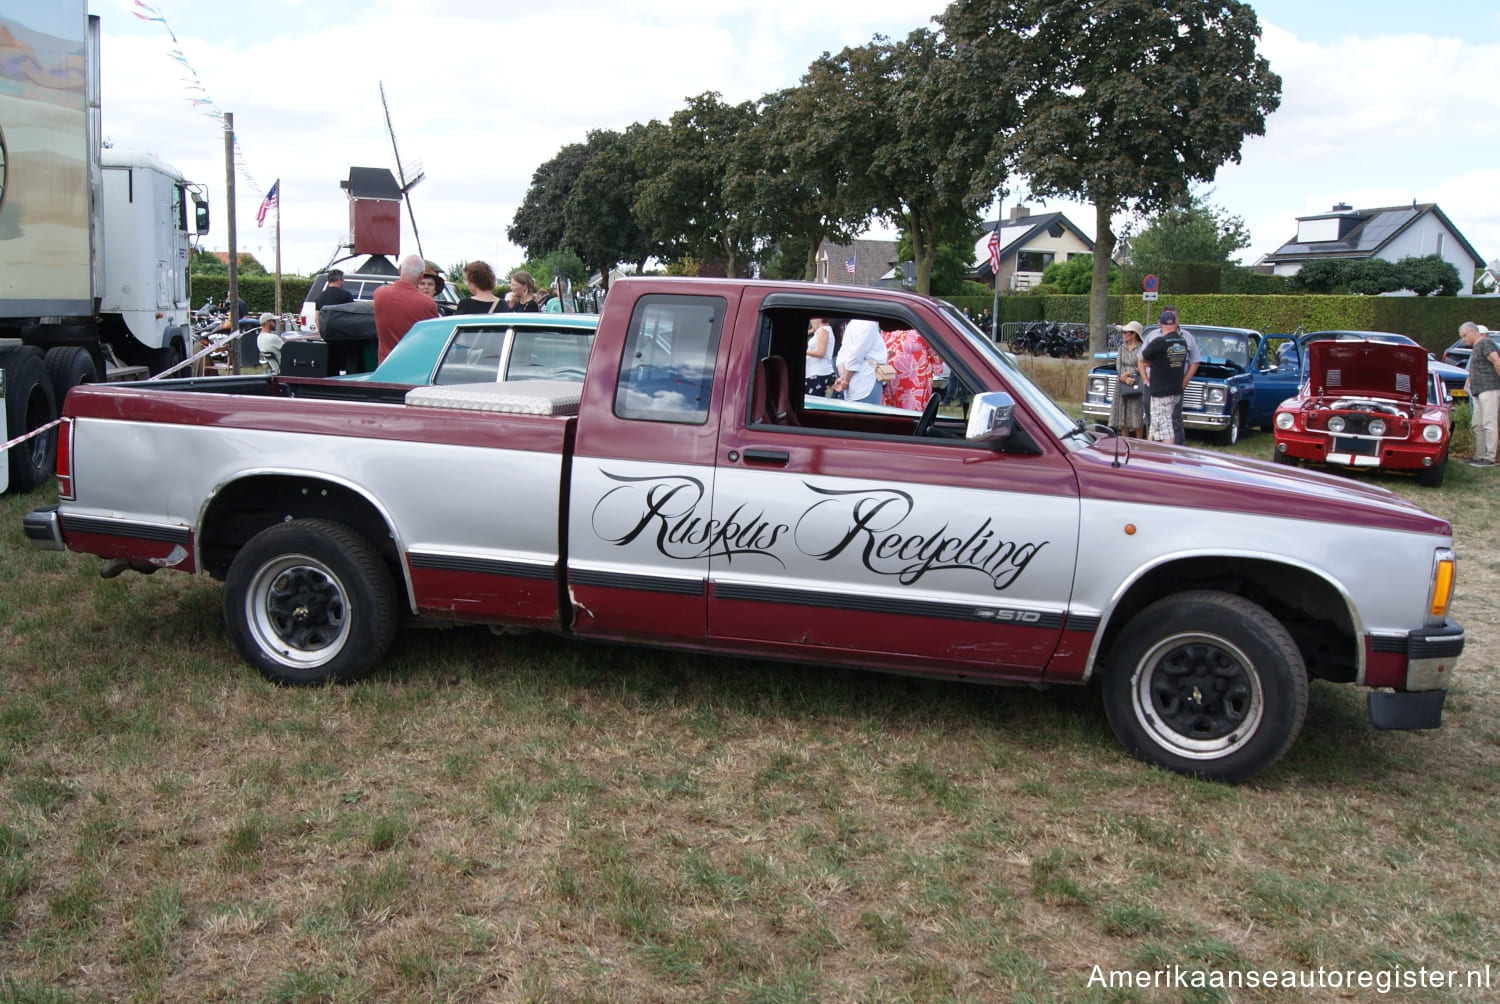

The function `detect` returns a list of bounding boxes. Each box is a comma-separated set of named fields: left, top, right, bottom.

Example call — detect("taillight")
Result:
left=56, top=417, right=74, bottom=500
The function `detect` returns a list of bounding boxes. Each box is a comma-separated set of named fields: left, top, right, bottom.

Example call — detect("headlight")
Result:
left=1328, top=416, right=1346, bottom=433
left=1206, top=387, right=1226, bottom=405
left=1368, top=418, right=1387, bottom=437
left=1089, top=378, right=1107, bottom=395
left=1423, top=424, right=1444, bottom=443
left=1275, top=412, right=1295, bottom=430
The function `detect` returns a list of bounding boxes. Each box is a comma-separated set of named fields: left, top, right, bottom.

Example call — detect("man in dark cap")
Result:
left=1138, top=309, right=1192, bottom=444
left=1139, top=308, right=1199, bottom=444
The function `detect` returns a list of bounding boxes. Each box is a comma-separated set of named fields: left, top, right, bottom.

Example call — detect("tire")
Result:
left=223, top=519, right=398, bottom=686
left=1101, top=590, right=1308, bottom=783
left=0, top=346, right=58, bottom=493
left=1214, top=405, right=1245, bottom=446
left=148, top=336, right=187, bottom=378
left=44, top=346, right=99, bottom=406
left=1272, top=449, right=1297, bottom=466
left=1416, top=454, right=1446, bottom=488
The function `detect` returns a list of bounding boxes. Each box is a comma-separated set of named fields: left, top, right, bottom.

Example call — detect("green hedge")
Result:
left=941, top=292, right=1500, bottom=355
left=189, top=274, right=314, bottom=316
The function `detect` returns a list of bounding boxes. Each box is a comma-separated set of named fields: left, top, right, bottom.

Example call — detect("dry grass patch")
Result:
left=3, top=422, right=1499, bottom=1002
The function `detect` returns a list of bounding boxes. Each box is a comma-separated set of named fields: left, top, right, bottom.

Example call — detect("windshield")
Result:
left=1194, top=331, right=1252, bottom=369
left=937, top=303, right=1082, bottom=442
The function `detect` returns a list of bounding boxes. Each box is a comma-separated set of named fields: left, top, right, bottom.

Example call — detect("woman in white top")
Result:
left=805, top=317, right=836, bottom=397
left=833, top=318, right=887, bottom=405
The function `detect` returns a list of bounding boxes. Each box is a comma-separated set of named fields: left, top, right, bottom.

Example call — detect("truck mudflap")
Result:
left=1367, top=689, right=1446, bottom=730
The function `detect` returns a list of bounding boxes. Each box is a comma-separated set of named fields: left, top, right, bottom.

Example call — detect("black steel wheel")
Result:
left=44, top=346, right=99, bottom=406
left=0, top=346, right=57, bottom=492
left=1102, top=590, right=1308, bottom=783
left=223, top=519, right=398, bottom=685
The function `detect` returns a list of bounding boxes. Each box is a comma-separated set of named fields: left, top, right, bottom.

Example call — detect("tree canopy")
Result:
left=1123, top=191, right=1251, bottom=286
left=941, top=0, right=1281, bottom=350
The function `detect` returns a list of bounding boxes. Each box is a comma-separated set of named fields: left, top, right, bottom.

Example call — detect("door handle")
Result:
left=742, top=448, right=790, bottom=465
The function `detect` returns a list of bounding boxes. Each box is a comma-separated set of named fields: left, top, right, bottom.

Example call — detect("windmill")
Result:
left=379, top=80, right=426, bottom=263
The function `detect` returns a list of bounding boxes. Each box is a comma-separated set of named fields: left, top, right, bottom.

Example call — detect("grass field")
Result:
left=2, top=380, right=1498, bottom=1003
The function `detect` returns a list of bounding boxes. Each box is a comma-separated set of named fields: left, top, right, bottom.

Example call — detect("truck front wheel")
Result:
left=1102, top=590, right=1308, bottom=783
left=223, top=519, right=398, bottom=686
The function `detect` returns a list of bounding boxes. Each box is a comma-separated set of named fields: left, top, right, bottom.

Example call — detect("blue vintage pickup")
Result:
left=1082, top=325, right=1303, bottom=444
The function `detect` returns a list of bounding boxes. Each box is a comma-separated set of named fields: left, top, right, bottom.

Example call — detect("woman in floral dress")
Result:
left=880, top=328, right=936, bottom=410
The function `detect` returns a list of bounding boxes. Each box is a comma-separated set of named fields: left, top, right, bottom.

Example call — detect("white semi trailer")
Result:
left=0, top=1, right=209, bottom=492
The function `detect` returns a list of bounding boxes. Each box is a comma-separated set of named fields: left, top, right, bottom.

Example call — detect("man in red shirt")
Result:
left=373, top=254, right=439, bottom=362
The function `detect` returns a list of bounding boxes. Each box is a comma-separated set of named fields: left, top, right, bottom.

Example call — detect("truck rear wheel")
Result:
left=223, top=519, right=398, bottom=686
left=1, top=346, right=58, bottom=493
left=1102, top=590, right=1308, bottom=783
left=44, top=346, right=99, bottom=406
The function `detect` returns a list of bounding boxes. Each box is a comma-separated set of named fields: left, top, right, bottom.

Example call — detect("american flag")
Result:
left=256, top=179, right=279, bottom=227
left=844, top=256, right=856, bottom=274
left=986, top=222, right=1002, bottom=274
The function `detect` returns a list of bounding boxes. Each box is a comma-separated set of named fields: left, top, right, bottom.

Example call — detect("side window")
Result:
left=615, top=295, right=725, bottom=424
left=506, top=330, right=593, bottom=382
left=433, top=325, right=500, bottom=384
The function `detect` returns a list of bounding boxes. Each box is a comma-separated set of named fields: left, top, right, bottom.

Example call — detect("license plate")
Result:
left=1333, top=436, right=1375, bottom=456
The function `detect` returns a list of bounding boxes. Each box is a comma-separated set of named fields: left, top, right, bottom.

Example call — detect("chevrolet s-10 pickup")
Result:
left=22, top=278, right=1465, bottom=782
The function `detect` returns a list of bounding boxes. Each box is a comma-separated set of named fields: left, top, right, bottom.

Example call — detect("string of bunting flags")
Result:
left=129, top=1, right=275, bottom=223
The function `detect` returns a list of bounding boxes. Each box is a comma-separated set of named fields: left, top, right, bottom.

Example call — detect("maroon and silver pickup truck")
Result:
left=24, top=278, right=1464, bottom=781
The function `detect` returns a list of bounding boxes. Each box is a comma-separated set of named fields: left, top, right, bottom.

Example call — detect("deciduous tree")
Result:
left=942, top=0, right=1281, bottom=351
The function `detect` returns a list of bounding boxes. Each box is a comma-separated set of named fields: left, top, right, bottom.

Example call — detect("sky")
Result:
left=72, top=0, right=1500, bottom=280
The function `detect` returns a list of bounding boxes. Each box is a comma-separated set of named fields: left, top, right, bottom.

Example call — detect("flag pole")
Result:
left=274, top=196, right=282, bottom=318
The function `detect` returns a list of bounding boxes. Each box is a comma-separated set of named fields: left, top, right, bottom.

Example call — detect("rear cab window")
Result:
left=614, top=295, right=726, bottom=425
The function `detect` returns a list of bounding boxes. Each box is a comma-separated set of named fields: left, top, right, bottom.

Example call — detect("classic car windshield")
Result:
left=1194, top=332, right=1252, bottom=369
left=938, top=303, right=1081, bottom=441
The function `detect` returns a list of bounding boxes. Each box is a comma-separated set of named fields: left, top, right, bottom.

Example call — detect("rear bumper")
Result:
left=23, top=505, right=65, bottom=551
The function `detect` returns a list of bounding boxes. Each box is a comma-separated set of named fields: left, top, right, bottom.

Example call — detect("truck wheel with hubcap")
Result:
left=1, top=346, right=58, bottom=493
left=1102, top=590, right=1308, bottom=783
left=223, top=518, right=398, bottom=686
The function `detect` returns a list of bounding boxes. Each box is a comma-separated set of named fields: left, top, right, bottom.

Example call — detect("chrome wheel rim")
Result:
left=245, top=553, right=351, bottom=669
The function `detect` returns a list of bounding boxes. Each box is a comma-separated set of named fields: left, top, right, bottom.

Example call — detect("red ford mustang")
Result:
left=1272, top=338, right=1452, bottom=487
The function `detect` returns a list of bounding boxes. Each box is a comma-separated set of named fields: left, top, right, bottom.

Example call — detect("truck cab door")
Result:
left=566, top=287, right=739, bottom=644
left=704, top=296, right=1081, bottom=682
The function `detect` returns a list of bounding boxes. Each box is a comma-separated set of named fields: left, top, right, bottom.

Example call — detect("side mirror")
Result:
left=965, top=391, right=1015, bottom=443
left=193, top=196, right=210, bottom=235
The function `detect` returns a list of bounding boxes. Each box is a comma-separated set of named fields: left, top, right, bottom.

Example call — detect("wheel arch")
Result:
left=197, top=472, right=412, bottom=610
left=1087, top=553, right=1361, bottom=685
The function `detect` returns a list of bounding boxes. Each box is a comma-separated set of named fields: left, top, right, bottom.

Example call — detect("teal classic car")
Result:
left=273, top=312, right=599, bottom=385
left=361, top=313, right=598, bottom=385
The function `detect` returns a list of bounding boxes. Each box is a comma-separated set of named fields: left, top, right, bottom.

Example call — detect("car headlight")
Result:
left=1328, top=416, right=1346, bottom=433
left=1423, top=424, right=1444, bottom=443
left=1089, top=378, right=1107, bottom=395
left=1206, top=387, right=1226, bottom=405
left=1275, top=412, right=1295, bottom=430
left=1368, top=418, right=1387, bottom=437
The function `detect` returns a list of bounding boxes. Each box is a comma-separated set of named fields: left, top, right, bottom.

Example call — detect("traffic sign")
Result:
left=1143, top=292, right=1158, bottom=302
left=1143, top=274, right=1159, bottom=293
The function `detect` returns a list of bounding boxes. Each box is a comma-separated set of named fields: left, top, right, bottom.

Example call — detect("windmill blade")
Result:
left=379, top=80, right=425, bottom=263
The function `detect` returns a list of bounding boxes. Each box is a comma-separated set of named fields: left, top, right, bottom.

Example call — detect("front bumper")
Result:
left=1274, top=432, right=1446, bottom=471
left=1366, top=623, right=1462, bottom=731
left=23, top=505, right=65, bottom=551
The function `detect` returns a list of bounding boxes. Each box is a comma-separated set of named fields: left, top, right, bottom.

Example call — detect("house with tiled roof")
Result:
left=814, top=239, right=901, bottom=288
left=971, top=206, right=1094, bottom=291
left=1260, top=202, right=1484, bottom=294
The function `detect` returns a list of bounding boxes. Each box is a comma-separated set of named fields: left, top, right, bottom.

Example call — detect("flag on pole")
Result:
left=844, top=256, right=856, bottom=274
left=986, top=222, right=1002, bottom=274
left=256, top=179, right=279, bottom=227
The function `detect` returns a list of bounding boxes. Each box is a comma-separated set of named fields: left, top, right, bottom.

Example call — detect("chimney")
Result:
left=1331, top=202, right=1353, bottom=212
left=1008, top=205, right=1031, bottom=223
